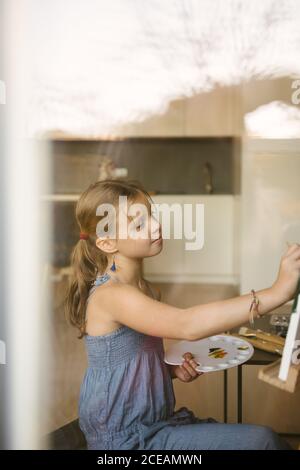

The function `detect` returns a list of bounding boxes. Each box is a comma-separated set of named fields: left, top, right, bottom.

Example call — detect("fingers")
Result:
left=182, top=352, right=194, bottom=361
left=179, top=366, right=194, bottom=381
left=180, top=361, right=198, bottom=379
left=182, top=352, right=202, bottom=378
left=286, top=242, right=300, bottom=257
left=291, top=247, right=300, bottom=261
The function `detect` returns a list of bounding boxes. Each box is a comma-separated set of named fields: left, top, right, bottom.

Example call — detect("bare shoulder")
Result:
left=91, top=281, right=160, bottom=314
left=86, top=281, right=140, bottom=316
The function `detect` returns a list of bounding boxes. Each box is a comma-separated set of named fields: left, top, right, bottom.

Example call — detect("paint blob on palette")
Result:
left=164, top=335, right=254, bottom=372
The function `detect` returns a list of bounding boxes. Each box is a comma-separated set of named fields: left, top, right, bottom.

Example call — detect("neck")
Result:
left=106, top=253, right=144, bottom=288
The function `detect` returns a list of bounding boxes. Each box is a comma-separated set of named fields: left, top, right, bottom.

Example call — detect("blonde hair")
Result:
left=64, top=178, right=153, bottom=339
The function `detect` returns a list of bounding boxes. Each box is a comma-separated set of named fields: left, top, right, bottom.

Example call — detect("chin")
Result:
left=149, top=240, right=163, bottom=255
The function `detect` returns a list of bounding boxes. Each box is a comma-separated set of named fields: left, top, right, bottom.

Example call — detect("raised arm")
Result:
left=97, top=244, right=300, bottom=340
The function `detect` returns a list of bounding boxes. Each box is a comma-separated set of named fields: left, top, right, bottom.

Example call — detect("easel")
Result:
left=258, top=360, right=300, bottom=449
left=258, top=286, right=300, bottom=449
left=258, top=359, right=300, bottom=394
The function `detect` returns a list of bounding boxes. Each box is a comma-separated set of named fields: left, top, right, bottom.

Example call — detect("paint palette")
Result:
left=164, top=335, right=254, bottom=373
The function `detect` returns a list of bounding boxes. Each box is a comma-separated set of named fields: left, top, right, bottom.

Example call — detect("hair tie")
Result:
left=79, top=232, right=89, bottom=240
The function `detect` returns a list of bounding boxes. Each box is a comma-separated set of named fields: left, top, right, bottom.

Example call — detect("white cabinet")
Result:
left=144, top=195, right=237, bottom=284
left=183, top=196, right=236, bottom=282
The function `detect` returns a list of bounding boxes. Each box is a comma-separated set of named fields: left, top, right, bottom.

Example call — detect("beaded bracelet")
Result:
left=249, top=289, right=260, bottom=325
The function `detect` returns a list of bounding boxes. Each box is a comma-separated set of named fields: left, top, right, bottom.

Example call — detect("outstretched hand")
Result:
left=273, top=242, right=300, bottom=303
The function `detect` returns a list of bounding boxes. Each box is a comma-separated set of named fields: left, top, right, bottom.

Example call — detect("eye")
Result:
left=136, top=222, right=144, bottom=230
left=134, top=216, right=147, bottom=231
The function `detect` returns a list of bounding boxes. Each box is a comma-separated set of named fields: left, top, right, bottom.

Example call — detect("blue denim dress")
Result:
left=78, top=273, right=288, bottom=450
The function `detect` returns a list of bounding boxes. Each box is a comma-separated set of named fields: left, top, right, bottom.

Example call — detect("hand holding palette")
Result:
left=164, top=334, right=254, bottom=372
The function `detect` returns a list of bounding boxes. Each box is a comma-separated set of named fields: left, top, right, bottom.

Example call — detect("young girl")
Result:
left=65, top=179, right=299, bottom=450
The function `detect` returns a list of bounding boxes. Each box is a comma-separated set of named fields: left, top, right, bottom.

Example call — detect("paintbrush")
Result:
left=232, top=333, right=283, bottom=355
left=232, top=327, right=284, bottom=355
left=238, top=327, right=285, bottom=347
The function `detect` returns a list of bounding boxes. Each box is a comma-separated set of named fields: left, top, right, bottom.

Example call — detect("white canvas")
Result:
left=278, top=293, right=300, bottom=382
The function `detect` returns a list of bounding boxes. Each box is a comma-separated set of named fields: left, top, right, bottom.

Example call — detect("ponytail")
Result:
left=64, top=237, right=107, bottom=339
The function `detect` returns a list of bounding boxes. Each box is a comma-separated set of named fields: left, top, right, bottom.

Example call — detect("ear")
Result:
left=95, top=237, right=117, bottom=255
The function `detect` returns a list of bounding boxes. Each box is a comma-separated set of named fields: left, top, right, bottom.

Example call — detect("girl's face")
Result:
left=115, top=196, right=163, bottom=259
